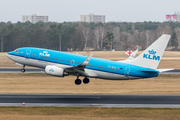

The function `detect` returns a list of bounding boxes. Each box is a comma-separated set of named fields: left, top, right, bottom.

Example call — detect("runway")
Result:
left=0, top=68, right=179, bottom=74
left=0, top=68, right=44, bottom=73
left=1, top=94, right=180, bottom=108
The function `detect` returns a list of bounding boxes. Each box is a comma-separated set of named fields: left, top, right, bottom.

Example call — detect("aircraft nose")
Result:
left=6, top=53, right=10, bottom=58
left=6, top=52, right=13, bottom=59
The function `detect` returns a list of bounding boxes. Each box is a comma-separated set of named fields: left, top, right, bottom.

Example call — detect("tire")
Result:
left=21, top=69, right=25, bottom=73
left=83, top=78, right=90, bottom=84
left=75, top=79, right=81, bottom=85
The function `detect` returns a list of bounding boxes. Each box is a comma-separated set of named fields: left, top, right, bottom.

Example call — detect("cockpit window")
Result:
left=14, top=50, right=20, bottom=53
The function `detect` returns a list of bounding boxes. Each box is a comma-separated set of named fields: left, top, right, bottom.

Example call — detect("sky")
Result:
left=0, top=0, right=180, bottom=23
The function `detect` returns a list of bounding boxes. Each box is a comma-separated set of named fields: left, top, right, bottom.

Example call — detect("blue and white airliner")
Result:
left=6, top=34, right=172, bottom=85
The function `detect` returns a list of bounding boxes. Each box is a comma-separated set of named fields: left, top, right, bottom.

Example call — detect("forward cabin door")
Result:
left=25, top=49, right=31, bottom=59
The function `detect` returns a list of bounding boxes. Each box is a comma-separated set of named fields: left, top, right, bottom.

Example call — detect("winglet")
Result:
left=80, top=53, right=93, bottom=66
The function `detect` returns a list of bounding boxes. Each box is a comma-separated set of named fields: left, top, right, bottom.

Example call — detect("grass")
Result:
left=0, top=107, right=179, bottom=120
left=0, top=74, right=180, bottom=95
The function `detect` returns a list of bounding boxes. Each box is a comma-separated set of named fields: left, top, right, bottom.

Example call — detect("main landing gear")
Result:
left=21, top=65, right=25, bottom=73
left=75, top=77, right=90, bottom=85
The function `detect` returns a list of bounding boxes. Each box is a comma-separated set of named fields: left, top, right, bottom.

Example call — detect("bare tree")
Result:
left=175, top=28, right=180, bottom=49
left=82, top=26, right=91, bottom=50
left=112, top=27, right=120, bottom=50
left=94, top=27, right=100, bottom=50
left=93, top=26, right=106, bottom=50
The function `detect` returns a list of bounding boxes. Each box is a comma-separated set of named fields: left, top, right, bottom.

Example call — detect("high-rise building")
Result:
left=166, top=12, right=180, bottom=22
left=80, top=13, right=105, bottom=23
left=22, top=14, right=48, bottom=23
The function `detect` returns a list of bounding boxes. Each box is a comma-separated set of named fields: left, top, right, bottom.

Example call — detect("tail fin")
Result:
left=123, top=34, right=171, bottom=69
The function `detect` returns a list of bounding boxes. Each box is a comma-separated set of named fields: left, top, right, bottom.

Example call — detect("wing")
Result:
left=64, top=53, right=93, bottom=77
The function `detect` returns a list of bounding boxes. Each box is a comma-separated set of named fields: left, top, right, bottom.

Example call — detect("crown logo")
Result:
left=148, top=49, right=156, bottom=55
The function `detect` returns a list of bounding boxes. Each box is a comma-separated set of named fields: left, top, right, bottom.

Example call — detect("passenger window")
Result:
left=75, top=62, right=76, bottom=64
left=97, top=66, right=99, bottom=68
left=37, top=55, right=38, bottom=57
left=34, top=55, right=36, bottom=56
left=32, top=54, right=33, bottom=56
left=90, top=65, right=91, bottom=66
left=44, top=56, right=45, bottom=58
left=92, top=65, right=94, bottom=67
left=48, top=57, right=50, bottom=59
left=117, top=70, right=118, bottom=71
left=67, top=60, right=69, bottom=62
left=41, top=56, right=43, bottom=58
left=112, top=69, right=113, bottom=70
left=56, top=58, right=57, bottom=60
left=51, top=58, right=52, bottom=59
left=60, top=59, right=62, bottom=61
left=53, top=58, right=55, bottom=60
left=78, top=62, right=79, bottom=64
left=71, top=61, right=73, bottom=63
left=104, top=67, right=106, bottom=69
left=65, top=60, right=66, bottom=62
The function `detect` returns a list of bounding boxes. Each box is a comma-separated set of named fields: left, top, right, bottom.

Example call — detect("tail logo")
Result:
left=143, top=49, right=160, bottom=61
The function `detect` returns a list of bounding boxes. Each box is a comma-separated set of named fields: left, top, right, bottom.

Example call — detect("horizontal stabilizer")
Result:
left=157, top=69, right=174, bottom=73
left=141, top=70, right=158, bottom=73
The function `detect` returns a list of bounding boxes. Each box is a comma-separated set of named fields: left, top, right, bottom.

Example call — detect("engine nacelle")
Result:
left=45, top=65, right=65, bottom=77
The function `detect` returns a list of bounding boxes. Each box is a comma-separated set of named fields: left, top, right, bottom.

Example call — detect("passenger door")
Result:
left=124, top=67, right=130, bottom=77
left=25, top=49, right=31, bottom=59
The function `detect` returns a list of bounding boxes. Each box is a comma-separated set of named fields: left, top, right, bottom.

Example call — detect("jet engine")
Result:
left=45, top=65, right=65, bottom=77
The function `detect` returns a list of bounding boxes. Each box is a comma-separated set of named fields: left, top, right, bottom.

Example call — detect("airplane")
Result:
left=118, top=48, right=139, bottom=62
left=6, top=34, right=172, bottom=85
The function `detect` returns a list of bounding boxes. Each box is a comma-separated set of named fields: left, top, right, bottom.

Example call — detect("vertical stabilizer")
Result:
left=122, top=34, right=171, bottom=69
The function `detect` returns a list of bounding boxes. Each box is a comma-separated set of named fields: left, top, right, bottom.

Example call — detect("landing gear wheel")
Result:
left=75, top=79, right=82, bottom=85
left=21, top=69, right=25, bottom=73
left=83, top=77, right=90, bottom=84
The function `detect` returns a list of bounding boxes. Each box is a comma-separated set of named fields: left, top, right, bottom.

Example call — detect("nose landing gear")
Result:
left=21, top=65, right=25, bottom=73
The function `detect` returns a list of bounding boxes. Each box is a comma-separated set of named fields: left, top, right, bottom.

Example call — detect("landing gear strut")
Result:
left=83, top=77, right=90, bottom=84
left=21, top=65, right=25, bottom=73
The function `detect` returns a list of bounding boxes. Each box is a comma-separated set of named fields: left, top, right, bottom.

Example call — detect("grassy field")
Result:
left=0, top=73, right=179, bottom=95
left=0, top=107, right=179, bottom=120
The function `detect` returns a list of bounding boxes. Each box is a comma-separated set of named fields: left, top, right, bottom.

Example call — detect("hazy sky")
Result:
left=0, top=0, right=179, bottom=23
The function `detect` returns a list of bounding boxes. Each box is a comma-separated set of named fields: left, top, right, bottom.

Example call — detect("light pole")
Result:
left=59, top=36, right=61, bottom=51
left=1, top=37, right=3, bottom=52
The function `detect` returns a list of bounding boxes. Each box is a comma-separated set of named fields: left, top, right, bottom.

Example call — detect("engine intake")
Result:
left=45, top=65, right=65, bottom=77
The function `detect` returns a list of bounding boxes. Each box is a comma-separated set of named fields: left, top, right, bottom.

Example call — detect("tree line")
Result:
left=0, top=21, right=180, bottom=52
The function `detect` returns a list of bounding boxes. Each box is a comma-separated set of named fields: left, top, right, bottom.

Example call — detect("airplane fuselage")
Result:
left=7, top=47, right=159, bottom=80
